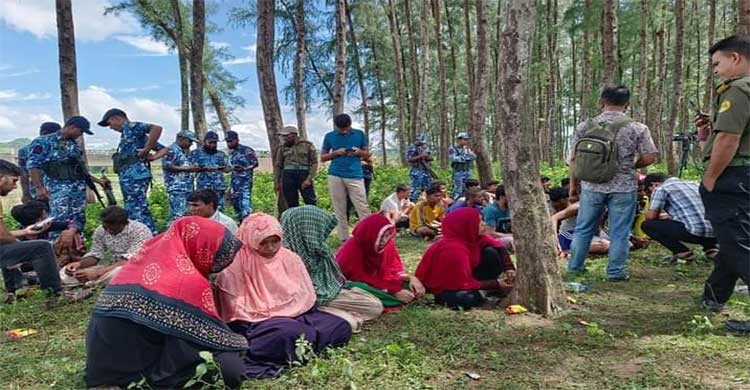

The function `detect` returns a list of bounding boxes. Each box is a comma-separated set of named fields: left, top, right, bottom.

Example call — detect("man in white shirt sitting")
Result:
left=187, top=189, right=239, bottom=234
left=380, top=184, right=414, bottom=229
left=62, top=206, right=153, bottom=287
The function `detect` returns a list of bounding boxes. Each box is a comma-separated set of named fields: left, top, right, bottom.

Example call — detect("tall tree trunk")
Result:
left=445, top=1, right=460, bottom=157
left=665, top=0, right=684, bottom=175
left=294, top=0, right=307, bottom=139
left=371, top=39, right=389, bottom=166
left=601, top=0, right=618, bottom=85
left=56, top=0, right=79, bottom=121
left=190, top=0, right=207, bottom=138
left=385, top=0, right=409, bottom=165
left=345, top=0, right=370, bottom=138
left=432, top=0, right=449, bottom=168
left=739, top=0, right=750, bottom=34
left=498, top=0, right=565, bottom=317
left=636, top=0, right=649, bottom=120
left=170, top=0, right=190, bottom=131
left=492, top=0, right=504, bottom=163
left=580, top=0, right=593, bottom=119
left=571, top=31, right=577, bottom=128
left=415, top=0, right=431, bottom=136
left=464, top=0, right=475, bottom=101
left=704, top=0, right=717, bottom=109
left=469, top=0, right=494, bottom=185
left=404, top=0, right=420, bottom=139
left=204, top=76, right=231, bottom=135
left=545, top=0, right=558, bottom=166
left=332, top=0, right=347, bottom=115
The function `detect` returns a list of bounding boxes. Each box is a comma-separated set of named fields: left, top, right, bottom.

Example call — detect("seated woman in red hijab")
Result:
left=415, top=208, right=516, bottom=309
left=86, top=217, right=247, bottom=389
left=336, top=213, right=425, bottom=310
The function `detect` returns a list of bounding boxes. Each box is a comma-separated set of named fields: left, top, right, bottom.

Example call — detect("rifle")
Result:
left=74, top=157, right=105, bottom=208
left=99, top=168, right=117, bottom=206
left=418, top=156, right=439, bottom=179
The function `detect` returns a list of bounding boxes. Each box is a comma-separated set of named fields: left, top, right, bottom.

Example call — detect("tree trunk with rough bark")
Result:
left=704, top=0, right=717, bottom=109
left=190, top=0, right=207, bottom=138
left=580, top=0, right=593, bottom=119
left=464, top=0, right=475, bottom=102
left=636, top=0, right=649, bottom=120
left=739, top=0, right=750, bottom=34
left=415, top=0, right=431, bottom=137
left=665, top=0, right=684, bottom=175
left=294, top=0, right=307, bottom=139
left=332, top=0, right=347, bottom=115
left=56, top=0, right=79, bottom=121
left=469, top=0, right=494, bottom=185
left=385, top=0, right=409, bottom=165
left=601, top=0, right=618, bottom=85
left=404, top=0, right=420, bottom=140
left=204, top=76, right=231, bottom=135
left=498, top=0, right=565, bottom=317
left=432, top=0, right=449, bottom=168
left=371, top=39, right=389, bottom=166
left=170, top=0, right=190, bottom=131
left=345, top=0, right=370, bottom=138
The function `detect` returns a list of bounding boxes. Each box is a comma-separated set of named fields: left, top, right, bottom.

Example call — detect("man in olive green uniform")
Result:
left=695, top=35, right=750, bottom=335
left=275, top=126, right=319, bottom=207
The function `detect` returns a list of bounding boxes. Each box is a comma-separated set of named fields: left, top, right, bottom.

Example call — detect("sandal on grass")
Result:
left=662, top=252, right=696, bottom=264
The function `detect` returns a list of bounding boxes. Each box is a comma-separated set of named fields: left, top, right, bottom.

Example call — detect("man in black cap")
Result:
left=98, top=108, right=163, bottom=234
left=189, top=131, right=230, bottom=210
left=226, top=130, right=258, bottom=221
left=17, top=122, right=61, bottom=203
left=274, top=125, right=318, bottom=208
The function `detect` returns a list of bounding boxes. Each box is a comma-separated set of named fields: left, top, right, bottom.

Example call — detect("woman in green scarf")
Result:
left=281, top=206, right=383, bottom=332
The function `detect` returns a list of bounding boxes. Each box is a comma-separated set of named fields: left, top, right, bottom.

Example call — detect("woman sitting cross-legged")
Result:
left=336, top=213, right=426, bottom=311
left=215, top=213, right=352, bottom=379
left=85, top=217, right=247, bottom=389
left=281, top=206, right=383, bottom=332
left=415, top=208, right=516, bottom=310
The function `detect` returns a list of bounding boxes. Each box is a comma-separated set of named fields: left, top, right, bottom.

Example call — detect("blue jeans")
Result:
left=567, top=189, right=636, bottom=278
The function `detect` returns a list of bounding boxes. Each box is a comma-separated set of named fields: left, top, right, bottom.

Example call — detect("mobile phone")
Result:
left=345, top=148, right=355, bottom=153
left=30, top=217, right=55, bottom=231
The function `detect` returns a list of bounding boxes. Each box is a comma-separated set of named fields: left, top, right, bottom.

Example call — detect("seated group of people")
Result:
left=84, top=204, right=516, bottom=388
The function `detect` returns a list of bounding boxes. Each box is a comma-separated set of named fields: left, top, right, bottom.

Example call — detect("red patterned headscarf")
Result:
left=93, top=217, right=247, bottom=351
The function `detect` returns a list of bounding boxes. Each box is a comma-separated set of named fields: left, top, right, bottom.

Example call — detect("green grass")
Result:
left=2, top=237, right=749, bottom=390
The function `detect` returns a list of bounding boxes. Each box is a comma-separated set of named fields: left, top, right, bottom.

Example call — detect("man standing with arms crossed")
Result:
left=695, top=35, right=750, bottom=336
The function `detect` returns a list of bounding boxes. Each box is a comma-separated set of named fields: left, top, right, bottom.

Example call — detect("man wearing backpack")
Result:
left=567, top=85, right=658, bottom=281
left=694, top=35, right=750, bottom=336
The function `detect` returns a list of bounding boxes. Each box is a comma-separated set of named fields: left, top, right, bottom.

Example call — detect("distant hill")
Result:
left=0, top=138, right=32, bottom=154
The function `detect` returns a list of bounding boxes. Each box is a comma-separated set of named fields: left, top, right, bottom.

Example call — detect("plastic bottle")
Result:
left=564, top=282, right=590, bottom=293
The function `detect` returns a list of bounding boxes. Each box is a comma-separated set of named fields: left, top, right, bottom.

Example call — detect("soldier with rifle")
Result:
left=405, top=133, right=437, bottom=202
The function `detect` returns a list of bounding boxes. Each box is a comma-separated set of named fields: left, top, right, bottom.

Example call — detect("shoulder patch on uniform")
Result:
left=719, top=99, right=732, bottom=113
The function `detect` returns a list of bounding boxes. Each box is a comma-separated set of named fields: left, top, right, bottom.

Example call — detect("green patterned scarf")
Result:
left=280, top=206, right=346, bottom=305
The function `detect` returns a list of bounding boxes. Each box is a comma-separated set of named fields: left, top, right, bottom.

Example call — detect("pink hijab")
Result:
left=215, top=213, right=317, bottom=323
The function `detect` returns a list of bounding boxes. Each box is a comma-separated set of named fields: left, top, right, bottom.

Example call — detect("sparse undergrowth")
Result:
left=2, top=237, right=749, bottom=390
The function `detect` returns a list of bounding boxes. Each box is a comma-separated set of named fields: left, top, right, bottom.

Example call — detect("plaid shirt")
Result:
left=649, top=178, right=714, bottom=237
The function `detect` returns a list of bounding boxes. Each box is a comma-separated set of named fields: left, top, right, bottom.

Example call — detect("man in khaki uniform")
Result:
left=695, top=35, right=750, bottom=336
left=275, top=126, right=318, bottom=207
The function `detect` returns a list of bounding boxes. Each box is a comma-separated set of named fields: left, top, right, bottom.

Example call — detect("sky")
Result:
left=0, top=0, right=351, bottom=151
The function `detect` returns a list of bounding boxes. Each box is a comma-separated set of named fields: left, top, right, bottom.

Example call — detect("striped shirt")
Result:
left=649, top=178, right=713, bottom=237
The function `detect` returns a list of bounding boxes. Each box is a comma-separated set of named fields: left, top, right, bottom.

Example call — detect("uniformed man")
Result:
left=274, top=125, right=318, bottom=207
left=694, top=35, right=750, bottom=335
left=26, top=117, right=96, bottom=237
left=162, top=130, right=199, bottom=224
left=448, top=132, right=477, bottom=199
left=405, top=133, right=434, bottom=202
left=226, top=130, right=258, bottom=221
left=18, top=122, right=61, bottom=203
left=190, top=131, right=229, bottom=210
left=98, top=108, right=162, bottom=234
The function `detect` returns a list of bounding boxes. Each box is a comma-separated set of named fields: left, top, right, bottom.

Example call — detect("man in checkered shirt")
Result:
left=642, top=173, right=718, bottom=262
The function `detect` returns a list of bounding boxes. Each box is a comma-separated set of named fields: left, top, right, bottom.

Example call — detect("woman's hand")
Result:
left=394, top=289, right=416, bottom=304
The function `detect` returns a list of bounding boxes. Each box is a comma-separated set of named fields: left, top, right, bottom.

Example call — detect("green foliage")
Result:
left=685, top=315, right=714, bottom=338
left=147, top=183, right=170, bottom=233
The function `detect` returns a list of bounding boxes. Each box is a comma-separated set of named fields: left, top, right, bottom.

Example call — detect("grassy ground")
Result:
left=1, top=237, right=749, bottom=390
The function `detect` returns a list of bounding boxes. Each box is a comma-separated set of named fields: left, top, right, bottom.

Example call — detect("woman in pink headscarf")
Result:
left=215, top=213, right=352, bottom=379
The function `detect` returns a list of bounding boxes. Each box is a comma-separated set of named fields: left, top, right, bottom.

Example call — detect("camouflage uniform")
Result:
left=229, top=144, right=258, bottom=221
left=274, top=138, right=318, bottom=207
left=26, top=133, right=86, bottom=232
left=190, top=148, right=228, bottom=209
left=405, top=135, right=433, bottom=202
left=448, top=142, right=476, bottom=199
left=114, top=121, right=159, bottom=234
left=162, top=143, right=194, bottom=224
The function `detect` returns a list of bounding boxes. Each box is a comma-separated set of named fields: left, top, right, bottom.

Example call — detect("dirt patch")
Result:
left=505, top=312, right=556, bottom=329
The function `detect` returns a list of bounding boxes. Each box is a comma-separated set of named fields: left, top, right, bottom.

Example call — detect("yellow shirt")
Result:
left=409, top=200, right=445, bottom=231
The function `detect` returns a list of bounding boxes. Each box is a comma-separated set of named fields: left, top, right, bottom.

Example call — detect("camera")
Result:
left=673, top=133, right=697, bottom=142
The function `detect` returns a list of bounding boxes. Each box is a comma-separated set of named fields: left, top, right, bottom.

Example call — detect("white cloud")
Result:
left=0, top=68, right=40, bottom=78
left=0, top=90, right=18, bottom=99
left=0, top=0, right=140, bottom=42
left=211, top=41, right=230, bottom=49
left=118, top=85, right=161, bottom=93
left=223, top=44, right=257, bottom=66
left=20, top=92, right=52, bottom=101
left=116, top=35, right=171, bottom=56
left=0, top=114, right=15, bottom=130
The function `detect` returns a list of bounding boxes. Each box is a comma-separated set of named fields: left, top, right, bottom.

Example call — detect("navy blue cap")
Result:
left=65, top=116, right=93, bottom=135
left=97, top=108, right=127, bottom=127
left=39, top=122, right=61, bottom=136
left=225, top=131, right=239, bottom=141
left=204, top=131, right=219, bottom=141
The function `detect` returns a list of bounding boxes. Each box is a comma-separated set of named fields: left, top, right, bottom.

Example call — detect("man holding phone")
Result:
left=320, top=114, right=371, bottom=240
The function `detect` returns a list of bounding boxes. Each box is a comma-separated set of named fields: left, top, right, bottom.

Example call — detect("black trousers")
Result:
left=0, top=240, right=61, bottom=295
left=641, top=219, right=717, bottom=254
left=435, top=246, right=511, bottom=310
left=281, top=169, right=317, bottom=208
left=700, top=166, right=750, bottom=304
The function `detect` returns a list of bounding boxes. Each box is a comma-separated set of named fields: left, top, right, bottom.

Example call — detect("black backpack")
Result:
left=573, top=117, right=633, bottom=183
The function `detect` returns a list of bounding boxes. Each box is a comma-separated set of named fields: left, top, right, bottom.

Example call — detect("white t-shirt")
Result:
left=380, top=193, right=406, bottom=214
